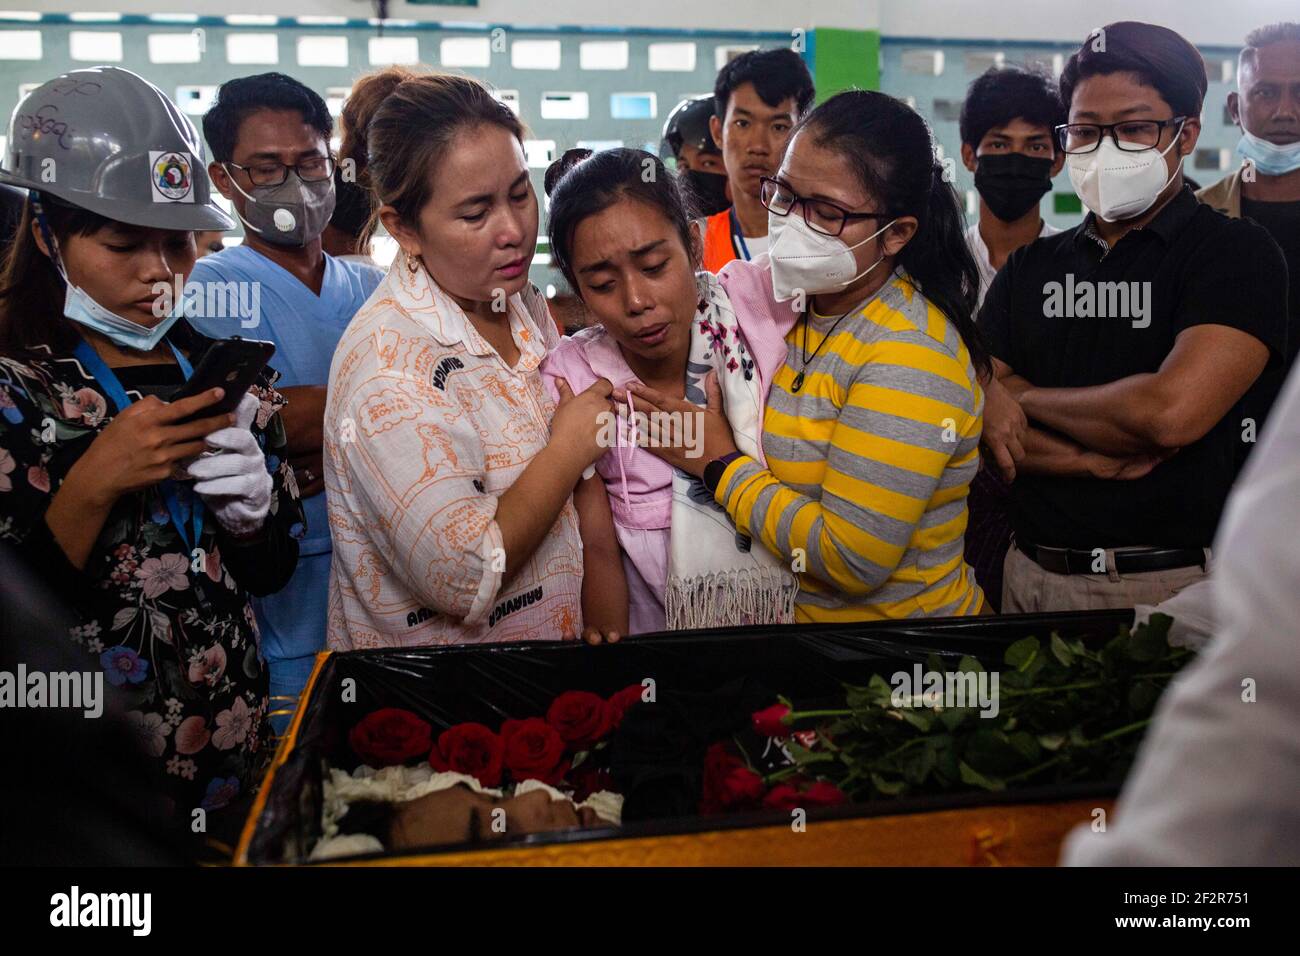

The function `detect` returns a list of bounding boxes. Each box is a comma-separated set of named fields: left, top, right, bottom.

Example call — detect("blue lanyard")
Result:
left=729, top=206, right=752, bottom=261
left=72, top=337, right=205, bottom=553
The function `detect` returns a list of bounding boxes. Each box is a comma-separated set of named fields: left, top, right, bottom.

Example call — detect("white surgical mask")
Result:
left=768, top=212, right=897, bottom=302
left=63, top=282, right=181, bottom=352
left=34, top=199, right=180, bottom=351
left=1236, top=130, right=1300, bottom=177
left=1067, top=131, right=1182, bottom=223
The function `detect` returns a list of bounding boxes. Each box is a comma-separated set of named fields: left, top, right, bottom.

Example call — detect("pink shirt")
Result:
left=542, top=326, right=671, bottom=633
left=539, top=266, right=796, bottom=633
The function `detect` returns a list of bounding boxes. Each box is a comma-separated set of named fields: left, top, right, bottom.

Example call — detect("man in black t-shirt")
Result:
left=979, top=22, right=1288, bottom=614
left=1198, top=22, right=1300, bottom=463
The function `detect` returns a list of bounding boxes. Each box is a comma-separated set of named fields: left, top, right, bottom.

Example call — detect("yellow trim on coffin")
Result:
left=234, top=649, right=333, bottom=866
left=305, top=797, right=1112, bottom=867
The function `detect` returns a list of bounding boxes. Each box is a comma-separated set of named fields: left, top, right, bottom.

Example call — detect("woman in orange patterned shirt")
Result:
left=324, top=72, right=615, bottom=648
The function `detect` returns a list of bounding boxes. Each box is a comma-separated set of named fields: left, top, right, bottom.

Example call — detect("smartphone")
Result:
left=168, top=337, right=276, bottom=425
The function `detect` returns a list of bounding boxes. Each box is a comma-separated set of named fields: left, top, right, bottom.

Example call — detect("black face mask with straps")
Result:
left=974, top=152, right=1054, bottom=223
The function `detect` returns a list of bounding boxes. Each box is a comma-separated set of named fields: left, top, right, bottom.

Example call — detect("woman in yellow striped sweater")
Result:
left=620, top=90, right=989, bottom=621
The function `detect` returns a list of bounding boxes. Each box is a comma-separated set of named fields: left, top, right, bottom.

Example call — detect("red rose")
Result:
left=428, top=722, right=504, bottom=787
left=348, top=708, right=434, bottom=767
left=761, top=780, right=848, bottom=811
left=802, top=782, right=848, bottom=807
left=607, top=684, right=646, bottom=728
left=568, top=764, right=615, bottom=801
left=700, top=742, right=766, bottom=815
left=751, top=703, right=791, bottom=737
left=761, top=783, right=804, bottom=811
left=501, top=717, right=570, bottom=785
left=546, top=690, right=612, bottom=750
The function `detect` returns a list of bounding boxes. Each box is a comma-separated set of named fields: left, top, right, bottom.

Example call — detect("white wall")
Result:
left=879, top=0, right=1296, bottom=47
left=4, top=0, right=880, bottom=32
left=7, top=0, right=1295, bottom=44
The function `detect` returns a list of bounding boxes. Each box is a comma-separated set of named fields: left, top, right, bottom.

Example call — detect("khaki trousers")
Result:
left=1001, top=543, right=1211, bottom=614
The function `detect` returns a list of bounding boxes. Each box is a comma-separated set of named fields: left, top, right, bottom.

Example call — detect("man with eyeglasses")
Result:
left=978, top=22, right=1288, bottom=614
left=191, top=73, right=383, bottom=726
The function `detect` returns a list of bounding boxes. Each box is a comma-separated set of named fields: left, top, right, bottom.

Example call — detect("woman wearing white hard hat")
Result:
left=0, top=67, right=304, bottom=848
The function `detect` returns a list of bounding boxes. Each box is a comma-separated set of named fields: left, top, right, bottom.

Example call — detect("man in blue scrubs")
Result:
left=191, top=73, right=383, bottom=729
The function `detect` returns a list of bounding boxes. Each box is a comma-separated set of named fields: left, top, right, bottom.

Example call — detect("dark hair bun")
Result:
left=544, top=148, right=594, bottom=198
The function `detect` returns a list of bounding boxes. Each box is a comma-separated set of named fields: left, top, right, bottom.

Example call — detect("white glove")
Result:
left=187, top=392, right=272, bottom=537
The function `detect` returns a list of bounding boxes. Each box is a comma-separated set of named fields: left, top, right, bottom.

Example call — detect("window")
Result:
left=715, top=45, right=759, bottom=72
left=70, top=31, right=123, bottom=62
left=1194, top=148, right=1229, bottom=171
left=325, top=87, right=352, bottom=119
left=224, top=15, right=278, bottom=26
left=0, top=30, right=42, bottom=60
left=577, top=139, right=623, bottom=153
left=148, top=32, right=202, bottom=64
left=610, top=93, right=657, bottom=120
left=441, top=36, right=490, bottom=68
left=512, top=39, right=561, bottom=70
left=297, top=35, right=349, bottom=68
left=175, top=85, right=219, bottom=116
left=1020, top=53, right=1064, bottom=76
left=226, top=33, right=278, bottom=65
left=649, top=42, right=695, bottom=72
left=540, top=92, right=589, bottom=120
left=964, top=51, right=1005, bottom=74
left=525, top=140, right=557, bottom=168
left=932, top=99, right=963, bottom=122
left=493, top=89, right=521, bottom=116
left=368, top=36, right=419, bottom=66
left=901, top=50, right=943, bottom=76
left=1205, top=58, right=1233, bottom=83
left=580, top=40, right=628, bottom=71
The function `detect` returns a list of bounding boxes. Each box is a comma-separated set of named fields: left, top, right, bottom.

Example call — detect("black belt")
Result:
left=1017, top=540, right=1207, bottom=575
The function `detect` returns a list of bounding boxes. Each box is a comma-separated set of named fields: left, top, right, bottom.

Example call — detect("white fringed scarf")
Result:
left=663, top=273, right=797, bottom=629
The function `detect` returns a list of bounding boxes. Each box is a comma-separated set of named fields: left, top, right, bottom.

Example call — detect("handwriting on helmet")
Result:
left=17, top=105, right=73, bottom=151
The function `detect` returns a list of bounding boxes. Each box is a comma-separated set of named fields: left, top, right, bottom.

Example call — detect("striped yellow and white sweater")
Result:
left=717, top=275, right=986, bottom=621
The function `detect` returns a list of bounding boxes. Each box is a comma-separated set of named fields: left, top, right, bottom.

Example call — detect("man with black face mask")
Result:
left=958, top=67, right=1066, bottom=609
left=960, top=66, right=1067, bottom=310
left=660, top=96, right=731, bottom=217
left=191, top=73, right=384, bottom=730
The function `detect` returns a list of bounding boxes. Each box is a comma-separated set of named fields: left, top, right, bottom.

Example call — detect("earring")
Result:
left=405, top=251, right=420, bottom=274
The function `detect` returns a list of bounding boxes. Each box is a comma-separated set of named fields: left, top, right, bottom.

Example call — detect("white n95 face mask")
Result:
left=768, top=213, right=897, bottom=302
left=1067, top=131, right=1182, bottom=223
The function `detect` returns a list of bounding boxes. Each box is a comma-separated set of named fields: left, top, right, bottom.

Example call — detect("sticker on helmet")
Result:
left=150, top=150, right=194, bottom=203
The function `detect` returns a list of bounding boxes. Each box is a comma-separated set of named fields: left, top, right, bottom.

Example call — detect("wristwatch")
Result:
left=702, top=451, right=745, bottom=496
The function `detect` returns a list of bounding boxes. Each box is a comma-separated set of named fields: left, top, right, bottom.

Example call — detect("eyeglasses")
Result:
left=1054, top=117, right=1186, bottom=155
left=224, top=155, right=336, bottom=187
left=759, top=176, right=890, bottom=237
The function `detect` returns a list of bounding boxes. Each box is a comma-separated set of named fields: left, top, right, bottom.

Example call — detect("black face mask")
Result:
left=974, top=153, right=1054, bottom=222
left=680, top=169, right=731, bottom=217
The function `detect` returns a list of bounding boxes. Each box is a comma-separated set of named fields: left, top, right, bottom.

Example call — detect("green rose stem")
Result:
left=998, top=673, right=1178, bottom=697
left=1002, top=718, right=1153, bottom=786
